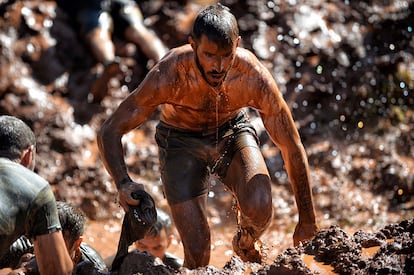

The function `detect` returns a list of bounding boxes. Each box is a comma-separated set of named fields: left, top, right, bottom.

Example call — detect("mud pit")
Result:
left=0, top=0, right=413, bottom=274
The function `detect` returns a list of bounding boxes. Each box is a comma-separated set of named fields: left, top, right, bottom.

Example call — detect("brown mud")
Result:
left=0, top=0, right=413, bottom=274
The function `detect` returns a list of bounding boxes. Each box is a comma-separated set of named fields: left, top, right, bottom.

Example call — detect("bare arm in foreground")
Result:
left=33, top=231, right=73, bottom=275
left=250, top=55, right=319, bottom=245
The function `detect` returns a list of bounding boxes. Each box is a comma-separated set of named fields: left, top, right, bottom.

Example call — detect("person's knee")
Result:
left=239, top=179, right=273, bottom=225
left=242, top=190, right=272, bottom=216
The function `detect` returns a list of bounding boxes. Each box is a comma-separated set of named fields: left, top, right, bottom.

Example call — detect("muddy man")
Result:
left=97, top=3, right=319, bottom=269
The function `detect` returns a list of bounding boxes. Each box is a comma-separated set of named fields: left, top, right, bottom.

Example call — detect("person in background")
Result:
left=57, top=201, right=108, bottom=273
left=2, top=201, right=107, bottom=274
left=97, top=3, right=319, bottom=268
left=134, top=208, right=183, bottom=272
left=55, top=0, right=169, bottom=102
left=0, top=115, right=73, bottom=274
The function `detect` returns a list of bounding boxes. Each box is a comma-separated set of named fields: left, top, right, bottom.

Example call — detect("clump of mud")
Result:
left=259, top=219, right=414, bottom=275
left=111, top=219, right=413, bottom=274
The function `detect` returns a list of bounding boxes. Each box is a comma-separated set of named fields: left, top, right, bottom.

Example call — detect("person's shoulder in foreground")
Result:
left=0, top=115, right=73, bottom=274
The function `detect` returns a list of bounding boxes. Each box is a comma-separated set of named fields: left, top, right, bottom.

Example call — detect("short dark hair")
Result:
left=191, top=3, right=239, bottom=48
left=146, top=208, right=172, bottom=237
left=0, top=115, right=36, bottom=161
left=57, top=201, right=86, bottom=248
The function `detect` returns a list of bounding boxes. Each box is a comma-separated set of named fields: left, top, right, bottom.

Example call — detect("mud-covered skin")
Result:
left=97, top=9, right=318, bottom=267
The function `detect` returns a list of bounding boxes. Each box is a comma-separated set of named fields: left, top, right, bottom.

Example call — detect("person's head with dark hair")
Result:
left=0, top=115, right=36, bottom=170
left=190, top=3, right=239, bottom=48
left=134, top=208, right=175, bottom=261
left=56, top=201, right=86, bottom=263
left=188, top=3, right=241, bottom=87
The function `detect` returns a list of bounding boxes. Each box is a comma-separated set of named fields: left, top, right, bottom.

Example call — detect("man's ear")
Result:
left=236, top=36, right=241, bottom=47
left=73, top=236, right=83, bottom=251
left=20, top=145, right=34, bottom=169
left=189, top=36, right=196, bottom=51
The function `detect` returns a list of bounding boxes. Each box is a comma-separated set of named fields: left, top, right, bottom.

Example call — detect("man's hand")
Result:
left=293, top=222, right=319, bottom=246
left=118, top=181, right=145, bottom=212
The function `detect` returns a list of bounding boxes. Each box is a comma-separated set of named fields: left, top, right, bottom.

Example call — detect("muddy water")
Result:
left=302, top=254, right=335, bottom=274
left=84, top=219, right=236, bottom=268
left=84, top=219, right=393, bottom=273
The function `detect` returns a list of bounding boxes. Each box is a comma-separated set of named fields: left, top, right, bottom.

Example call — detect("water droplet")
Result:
left=408, top=26, right=412, bottom=32
left=357, top=121, right=364, bottom=128
left=399, top=82, right=406, bottom=89
left=316, top=65, right=323, bottom=74
left=389, top=44, right=395, bottom=51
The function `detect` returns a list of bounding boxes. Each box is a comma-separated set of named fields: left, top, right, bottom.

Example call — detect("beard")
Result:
left=195, top=54, right=227, bottom=87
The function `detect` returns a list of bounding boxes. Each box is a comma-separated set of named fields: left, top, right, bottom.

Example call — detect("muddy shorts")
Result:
left=76, top=0, right=143, bottom=36
left=155, top=111, right=260, bottom=205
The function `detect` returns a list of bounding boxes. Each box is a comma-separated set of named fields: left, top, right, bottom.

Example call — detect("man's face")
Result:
left=191, top=34, right=240, bottom=87
left=135, top=229, right=169, bottom=260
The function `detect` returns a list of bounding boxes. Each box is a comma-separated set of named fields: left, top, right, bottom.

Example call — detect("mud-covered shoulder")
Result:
left=231, top=47, right=280, bottom=110
left=233, top=47, right=272, bottom=83
left=147, top=45, right=195, bottom=90
left=233, top=47, right=269, bottom=75
left=136, top=45, right=195, bottom=103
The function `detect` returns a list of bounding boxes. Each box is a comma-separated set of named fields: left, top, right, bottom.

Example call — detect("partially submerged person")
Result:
left=134, top=208, right=183, bottom=271
left=55, top=0, right=169, bottom=102
left=3, top=201, right=107, bottom=274
left=57, top=201, right=107, bottom=273
left=0, top=115, right=73, bottom=274
left=97, top=3, right=319, bottom=269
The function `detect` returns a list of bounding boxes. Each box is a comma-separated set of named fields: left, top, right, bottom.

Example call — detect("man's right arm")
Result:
left=97, top=81, right=160, bottom=210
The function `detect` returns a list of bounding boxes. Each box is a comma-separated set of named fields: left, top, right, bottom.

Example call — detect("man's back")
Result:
left=0, top=158, right=61, bottom=259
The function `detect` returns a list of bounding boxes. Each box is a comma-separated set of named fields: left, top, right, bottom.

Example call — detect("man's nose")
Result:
left=213, top=57, right=224, bottom=72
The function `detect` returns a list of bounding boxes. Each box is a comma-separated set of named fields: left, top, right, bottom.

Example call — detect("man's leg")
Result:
left=224, top=144, right=273, bottom=263
left=169, top=195, right=210, bottom=269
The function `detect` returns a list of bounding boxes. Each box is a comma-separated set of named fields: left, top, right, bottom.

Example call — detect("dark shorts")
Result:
left=155, top=111, right=260, bottom=205
left=76, top=0, right=143, bottom=36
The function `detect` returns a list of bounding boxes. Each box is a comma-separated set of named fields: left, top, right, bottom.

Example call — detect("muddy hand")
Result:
left=293, top=222, right=319, bottom=246
left=118, top=181, right=145, bottom=212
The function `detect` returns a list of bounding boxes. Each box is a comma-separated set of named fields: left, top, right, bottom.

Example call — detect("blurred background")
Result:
left=0, top=0, right=413, bottom=267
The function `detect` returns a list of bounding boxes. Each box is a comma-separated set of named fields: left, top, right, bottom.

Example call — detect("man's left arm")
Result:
left=261, top=99, right=319, bottom=246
